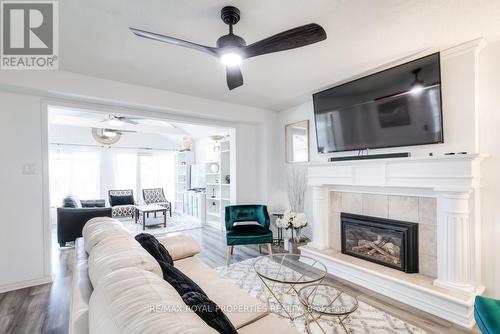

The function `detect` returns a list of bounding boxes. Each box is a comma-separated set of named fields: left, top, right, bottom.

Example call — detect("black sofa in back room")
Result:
left=57, top=195, right=112, bottom=247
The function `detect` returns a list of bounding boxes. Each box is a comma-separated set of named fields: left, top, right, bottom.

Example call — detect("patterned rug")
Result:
left=215, top=258, right=427, bottom=334
left=120, top=215, right=202, bottom=237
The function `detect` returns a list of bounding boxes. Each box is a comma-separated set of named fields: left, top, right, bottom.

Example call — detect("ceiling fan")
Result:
left=101, top=114, right=139, bottom=126
left=130, top=6, right=327, bottom=90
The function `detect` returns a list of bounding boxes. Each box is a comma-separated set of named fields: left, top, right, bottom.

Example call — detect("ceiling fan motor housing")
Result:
left=221, top=6, right=240, bottom=25
left=216, top=34, right=246, bottom=48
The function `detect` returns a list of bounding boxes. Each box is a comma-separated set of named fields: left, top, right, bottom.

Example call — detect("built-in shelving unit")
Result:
left=175, top=150, right=195, bottom=215
left=204, top=138, right=232, bottom=230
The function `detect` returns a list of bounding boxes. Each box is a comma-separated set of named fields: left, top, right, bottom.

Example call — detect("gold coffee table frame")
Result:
left=298, top=284, right=359, bottom=334
left=253, top=253, right=327, bottom=321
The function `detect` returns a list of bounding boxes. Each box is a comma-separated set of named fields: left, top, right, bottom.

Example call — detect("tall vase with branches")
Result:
left=287, top=165, right=307, bottom=212
left=286, top=165, right=308, bottom=242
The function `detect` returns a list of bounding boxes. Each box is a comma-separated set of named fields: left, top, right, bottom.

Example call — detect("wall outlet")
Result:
left=22, top=163, right=36, bottom=175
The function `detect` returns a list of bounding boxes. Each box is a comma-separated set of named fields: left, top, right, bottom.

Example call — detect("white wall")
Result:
left=478, top=38, right=500, bottom=298
left=0, top=91, right=51, bottom=292
left=272, top=39, right=500, bottom=298
left=194, top=137, right=218, bottom=163
left=0, top=71, right=277, bottom=293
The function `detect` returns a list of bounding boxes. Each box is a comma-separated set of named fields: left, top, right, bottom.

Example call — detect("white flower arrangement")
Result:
left=275, top=210, right=308, bottom=230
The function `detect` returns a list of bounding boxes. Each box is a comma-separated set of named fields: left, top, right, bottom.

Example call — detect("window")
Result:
left=49, top=147, right=100, bottom=206
left=49, top=146, right=176, bottom=207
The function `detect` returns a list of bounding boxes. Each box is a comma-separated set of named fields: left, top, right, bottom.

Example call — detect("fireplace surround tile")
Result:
left=419, top=254, right=437, bottom=277
left=419, top=224, right=437, bottom=257
left=418, top=197, right=437, bottom=225
left=388, top=196, right=419, bottom=222
left=362, top=194, right=388, bottom=218
left=341, top=192, right=363, bottom=214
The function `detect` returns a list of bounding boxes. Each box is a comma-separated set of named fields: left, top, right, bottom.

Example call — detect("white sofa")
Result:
left=70, top=217, right=299, bottom=334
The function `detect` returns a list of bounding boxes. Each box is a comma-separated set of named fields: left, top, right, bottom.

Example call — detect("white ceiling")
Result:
left=60, top=0, right=500, bottom=111
left=48, top=106, right=230, bottom=140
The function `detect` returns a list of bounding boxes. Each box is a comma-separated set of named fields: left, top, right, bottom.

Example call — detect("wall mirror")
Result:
left=285, top=120, right=309, bottom=163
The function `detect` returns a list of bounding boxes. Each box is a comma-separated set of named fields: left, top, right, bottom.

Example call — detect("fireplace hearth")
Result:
left=341, top=213, right=418, bottom=273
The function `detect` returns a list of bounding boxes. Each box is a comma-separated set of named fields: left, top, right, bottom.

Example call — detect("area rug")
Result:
left=215, top=258, right=427, bottom=334
left=120, top=215, right=202, bottom=237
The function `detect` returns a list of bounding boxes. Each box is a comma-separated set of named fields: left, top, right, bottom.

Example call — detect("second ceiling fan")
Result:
left=130, top=6, right=327, bottom=90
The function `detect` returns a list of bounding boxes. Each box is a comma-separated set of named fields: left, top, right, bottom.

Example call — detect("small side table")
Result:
left=134, top=204, right=167, bottom=231
left=271, top=213, right=285, bottom=249
left=298, top=284, right=358, bottom=334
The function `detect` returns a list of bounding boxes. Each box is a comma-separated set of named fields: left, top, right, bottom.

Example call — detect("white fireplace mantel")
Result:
left=302, top=154, right=484, bottom=328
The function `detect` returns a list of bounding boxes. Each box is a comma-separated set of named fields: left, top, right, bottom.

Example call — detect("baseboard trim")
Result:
left=300, top=246, right=477, bottom=329
left=0, top=275, right=53, bottom=294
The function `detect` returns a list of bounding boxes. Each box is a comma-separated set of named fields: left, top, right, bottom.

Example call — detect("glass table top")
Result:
left=298, top=284, right=358, bottom=316
left=253, top=254, right=327, bottom=284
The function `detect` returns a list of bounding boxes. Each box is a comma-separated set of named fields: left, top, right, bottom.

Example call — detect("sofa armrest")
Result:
left=156, top=233, right=200, bottom=261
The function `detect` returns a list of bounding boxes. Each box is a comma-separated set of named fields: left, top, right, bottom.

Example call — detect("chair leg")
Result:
left=258, top=244, right=262, bottom=254
left=267, top=243, right=273, bottom=256
left=226, top=246, right=232, bottom=266
left=230, top=245, right=234, bottom=255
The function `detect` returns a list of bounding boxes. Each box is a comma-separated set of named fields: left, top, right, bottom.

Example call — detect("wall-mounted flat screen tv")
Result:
left=313, top=53, right=443, bottom=153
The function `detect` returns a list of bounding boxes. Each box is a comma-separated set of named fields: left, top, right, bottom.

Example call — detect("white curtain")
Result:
left=49, top=145, right=176, bottom=207
left=49, top=146, right=101, bottom=206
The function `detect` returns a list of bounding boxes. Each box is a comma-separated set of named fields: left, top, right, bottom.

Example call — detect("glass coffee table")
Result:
left=298, top=284, right=358, bottom=334
left=253, top=254, right=327, bottom=320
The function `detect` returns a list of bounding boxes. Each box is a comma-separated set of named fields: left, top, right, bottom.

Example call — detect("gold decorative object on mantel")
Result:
left=285, top=120, right=309, bottom=163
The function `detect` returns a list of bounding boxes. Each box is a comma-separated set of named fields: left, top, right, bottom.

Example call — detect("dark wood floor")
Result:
left=0, top=226, right=478, bottom=334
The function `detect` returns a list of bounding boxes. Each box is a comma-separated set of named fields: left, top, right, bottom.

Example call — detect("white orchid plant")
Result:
left=276, top=210, right=308, bottom=242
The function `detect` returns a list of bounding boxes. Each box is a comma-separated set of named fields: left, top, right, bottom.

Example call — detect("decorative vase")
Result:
left=210, top=163, right=219, bottom=173
left=294, top=227, right=302, bottom=243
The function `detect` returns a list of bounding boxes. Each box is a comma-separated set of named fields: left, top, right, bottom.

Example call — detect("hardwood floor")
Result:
left=0, top=226, right=479, bottom=334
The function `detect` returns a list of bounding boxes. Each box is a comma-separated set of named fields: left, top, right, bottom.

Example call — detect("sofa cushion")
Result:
left=175, top=257, right=222, bottom=283
left=159, top=260, right=205, bottom=295
left=182, top=291, right=237, bottom=334
left=237, top=314, right=301, bottom=334
left=89, top=267, right=217, bottom=334
left=70, top=238, right=92, bottom=334
left=82, top=217, right=131, bottom=253
left=175, top=257, right=268, bottom=329
left=88, top=235, right=162, bottom=288
left=109, top=194, right=134, bottom=206
left=62, top=194, right=82, bottom=208
left=157, top=233, right=201, bottom=261
left=135, top=233, right=174, bottom=266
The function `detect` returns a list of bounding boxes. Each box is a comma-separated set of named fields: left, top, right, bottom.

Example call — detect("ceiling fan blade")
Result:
left=129, top=27, right=218, bottom=57
left=226, top=66, right=243, bottom=90
left=244, top=23, right=326, bottom=59
left=121, top=118, right=139, bottom=125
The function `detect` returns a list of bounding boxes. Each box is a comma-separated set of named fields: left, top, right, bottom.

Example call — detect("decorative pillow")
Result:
left=135, top=233, right=174, bottom=266
left=62, top=194, right=82, bottom=208
left=158, top=260, right=205, bottom=295
left=233, top=220, right=259, bottom=226
left=157, top=261, right=236, bottom=334
left=182, top=291, right=238, bottom=334
left=109, top=194, right=134, bottom=206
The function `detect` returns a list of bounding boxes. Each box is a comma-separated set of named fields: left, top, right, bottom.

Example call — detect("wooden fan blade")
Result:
left=226, top=66, right=243, bottom=90
left=129, top=27, right=218, bottom=57
left=243, top=23, right=326, bottom=59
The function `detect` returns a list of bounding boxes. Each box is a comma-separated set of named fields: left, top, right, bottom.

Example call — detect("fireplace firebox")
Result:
left=341, top=213, right=418, bottom=273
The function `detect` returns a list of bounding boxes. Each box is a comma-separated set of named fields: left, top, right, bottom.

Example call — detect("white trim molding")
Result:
left=0, top=275, right=53, bottom=294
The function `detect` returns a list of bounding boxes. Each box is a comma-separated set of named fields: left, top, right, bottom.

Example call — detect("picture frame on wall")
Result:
left=285, top=120, right=309, bottom=163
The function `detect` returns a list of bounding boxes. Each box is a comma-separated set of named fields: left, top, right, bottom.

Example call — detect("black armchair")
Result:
left=57, top=199, right=112, bottom=247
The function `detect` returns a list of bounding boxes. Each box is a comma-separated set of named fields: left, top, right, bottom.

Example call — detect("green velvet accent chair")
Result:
left=475, top=295, right=500, bottom=333
left=225, top=205, right=273, bottom=265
